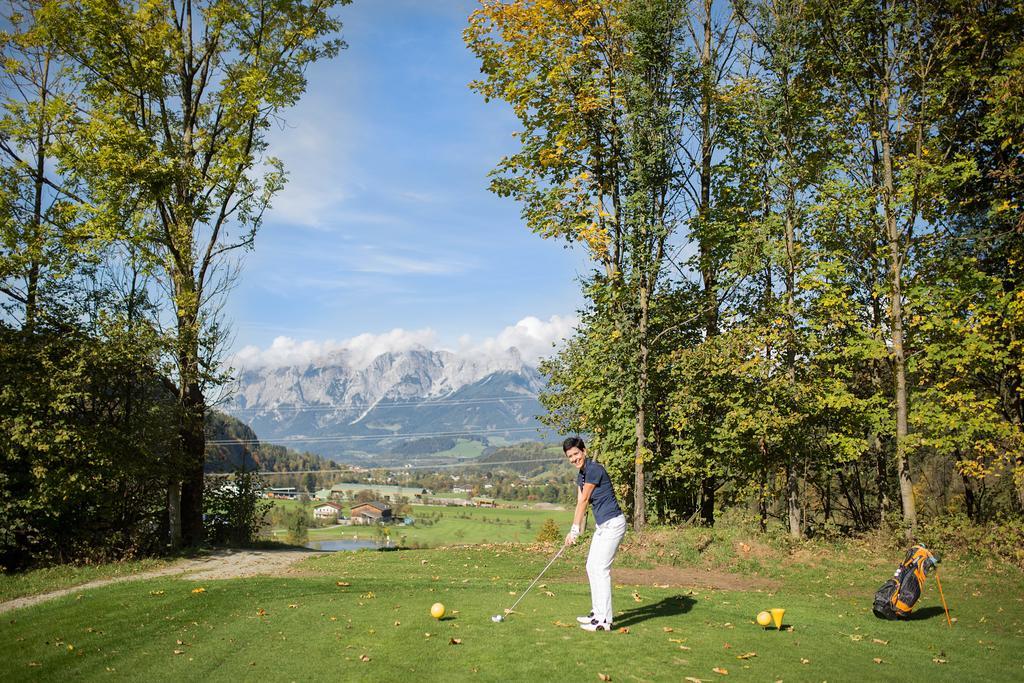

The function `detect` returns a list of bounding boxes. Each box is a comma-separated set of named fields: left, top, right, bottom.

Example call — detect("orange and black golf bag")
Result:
left=872, top=544, right=939, bottom=619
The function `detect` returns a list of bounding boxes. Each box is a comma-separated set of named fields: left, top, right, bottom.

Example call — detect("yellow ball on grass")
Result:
left=431, top=602, right=446, bottom=619
left=756, top=610, right=772, bottom=627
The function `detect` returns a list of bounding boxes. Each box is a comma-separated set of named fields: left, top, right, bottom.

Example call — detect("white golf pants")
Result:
left=586, top=514, right=627, bottom=623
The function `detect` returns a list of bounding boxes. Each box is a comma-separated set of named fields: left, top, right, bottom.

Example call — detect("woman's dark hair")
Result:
left=562, top=436, right=586, bottom=452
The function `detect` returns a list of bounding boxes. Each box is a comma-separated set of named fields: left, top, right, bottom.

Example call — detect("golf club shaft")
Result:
left=503, top=544, right=566, bottom=616
left=934, top=568, right=952, bottom=627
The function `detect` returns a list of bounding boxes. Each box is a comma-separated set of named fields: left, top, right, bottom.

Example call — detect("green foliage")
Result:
left=534, top=517, right=562, bottom=543
left=202, top=470, right=271, bottom=546
left=471, top=0, right=1024, bottom=535
left=285, top=505, right=309, bottom=546
left=0, top=317, right=179, bottom=569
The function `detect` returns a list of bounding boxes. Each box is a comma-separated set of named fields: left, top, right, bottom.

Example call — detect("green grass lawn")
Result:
left=0, top=558, right=174, bottom=603
left=293, top=504, right=573, bottom=547
left=2, top=531, right=1022, bottom=682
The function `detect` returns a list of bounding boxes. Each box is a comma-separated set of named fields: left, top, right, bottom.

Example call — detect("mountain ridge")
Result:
left=223, top=346, right=554, bottom=461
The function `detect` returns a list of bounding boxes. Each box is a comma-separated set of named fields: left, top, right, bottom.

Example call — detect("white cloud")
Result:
left=233, top=327, right=439, bottom=369
left=462, top=315, right=579, bottom=364
left=232, top=315, right=578, bottom=370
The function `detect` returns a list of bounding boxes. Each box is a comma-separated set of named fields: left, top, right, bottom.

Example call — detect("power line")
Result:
left=219, top=394, right=541, bottom=416
left=208, top=456, right=568, bottom=476
left=206, top=426, right=547, bottom=446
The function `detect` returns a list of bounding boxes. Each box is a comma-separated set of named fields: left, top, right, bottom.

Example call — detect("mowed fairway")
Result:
left=2, top=536, right=1024, bottom=679
left=298, top=504, right=572, bottom=547
left=2, top=538, right=1023, bottom=682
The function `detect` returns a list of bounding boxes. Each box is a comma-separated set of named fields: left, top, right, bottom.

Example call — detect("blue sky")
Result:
left=228, top=0, right=589, bottom=366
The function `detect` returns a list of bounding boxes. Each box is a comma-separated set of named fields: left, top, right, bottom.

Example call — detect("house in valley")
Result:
left=313, top=501, right=343, bottom=521
left=350, top=501, right=392, bottom=525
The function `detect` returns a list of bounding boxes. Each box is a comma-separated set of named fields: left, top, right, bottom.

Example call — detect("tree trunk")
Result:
left=879, top=84, right=917, bottom=536
left=25, top=55, right=51, bottom=332
left=697, top=0, right=718, bottom=527
left=179, top=377, right=206, bottom=546
left=633, top=287, right=650, bottom=531
left=700, top=476, right=716, bottom=527
left=167, top=481, right=182, bottom=547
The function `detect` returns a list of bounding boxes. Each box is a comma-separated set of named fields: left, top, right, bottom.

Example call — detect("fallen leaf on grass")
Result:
left=149, top=591, right=165, bottom=596
left=932, top=658, right=947, bottom=664
left=632, top=592, right=642, bottom=602
left=256, top=608, right=266, bottom=617
left=336, top=581, right=350, bottom=587
left=873, top=658, right=883, bottom=664
left=736, top=652, right=756, bottom=660
left=684, top=677, right=702, bottom=683
left=191, top=587, right=205, bottom=594
left=598, top=674, right=611, bottom=681
left=800, top=658, right=810, bottom=664
left=618, top=627, right=629, bottom=634
left=553, top=620, right=574, bottom=628
left=28, top=662, right=41, bottom=667
left=542, top=591, right=555, bottom=597
left=872, top=638, right=888, bottom=645
left=359, top=654, right=370, bottom=662
left=288, top=604, right=298, bottom=609
left=712, top=667, right=728, bottom=675
left=849, top=634, right=863, bottom=641
left=173, top=650, right=185, bottom=655
left=394, top=621, right=401, bottom=627
left=449, top=638, right=462, bottom=645
left=663, top=627, right=674, bottom=632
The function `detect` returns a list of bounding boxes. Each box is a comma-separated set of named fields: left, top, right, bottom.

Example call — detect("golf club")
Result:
left=491, top=543, right=567, bottom=623
left=934, top=567, right=953, bottom=627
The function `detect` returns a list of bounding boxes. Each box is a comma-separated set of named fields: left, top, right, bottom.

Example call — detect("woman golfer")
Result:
left=563, top=436, right=627, bottom=631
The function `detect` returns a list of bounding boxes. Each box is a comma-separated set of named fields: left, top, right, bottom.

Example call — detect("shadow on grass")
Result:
left=906, top=606, right=948, bottom=621
left=615, top=594, right=697, bottom=628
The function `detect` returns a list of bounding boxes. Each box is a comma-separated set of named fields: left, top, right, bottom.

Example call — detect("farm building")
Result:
left=350, top=501, right=392, bottom=524
left=328, top=483, right=430, bottom=502
left=313, top=501, right=343, bottom=521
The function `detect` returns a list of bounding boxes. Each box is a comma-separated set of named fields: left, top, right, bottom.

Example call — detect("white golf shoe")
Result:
left=576, top=612, right=594, bottom=624
left=579, top=618, right=613, bottom=631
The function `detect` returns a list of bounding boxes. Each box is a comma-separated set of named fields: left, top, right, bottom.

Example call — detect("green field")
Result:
left=286, top=504, right=572, bottom=547
left=3, top=527, right=1022, bottom=682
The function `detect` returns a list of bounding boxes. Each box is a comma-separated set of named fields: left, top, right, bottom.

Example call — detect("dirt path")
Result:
left=0, top=548, right=324, bottom=615
left=612, top=566, right=781, bottom=591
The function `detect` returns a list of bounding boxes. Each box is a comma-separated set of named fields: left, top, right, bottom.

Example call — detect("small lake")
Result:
left=306, top=539, right=381, bottom=552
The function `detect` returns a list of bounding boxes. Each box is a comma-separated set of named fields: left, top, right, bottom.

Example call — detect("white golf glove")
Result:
left=565, top=524, right=580, bottom=545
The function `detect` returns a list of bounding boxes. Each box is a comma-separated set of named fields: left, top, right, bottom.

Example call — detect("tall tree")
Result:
left=0, top=0, right=84, bottom=330
left=468, top=0, right=695, bottom=529
left=49, top=0, right=348, bottom=545
left=808, top=0, right=966, bottom=533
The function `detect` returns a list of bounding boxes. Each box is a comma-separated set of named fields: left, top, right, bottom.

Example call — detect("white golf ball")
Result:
left=491, top=614, right=503, bottom=622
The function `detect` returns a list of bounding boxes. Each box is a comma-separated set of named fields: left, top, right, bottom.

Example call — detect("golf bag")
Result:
left=872, top=544, right=939, bottom=620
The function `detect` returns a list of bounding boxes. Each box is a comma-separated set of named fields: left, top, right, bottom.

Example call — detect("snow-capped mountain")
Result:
left=223, top=346, right=553, bottom=461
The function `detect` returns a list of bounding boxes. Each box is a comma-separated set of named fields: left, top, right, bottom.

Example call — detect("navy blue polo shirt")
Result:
left=577, top=459, right=622, bottom=525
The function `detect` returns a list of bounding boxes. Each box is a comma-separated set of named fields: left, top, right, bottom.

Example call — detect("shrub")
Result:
left=535, top=518, right=561, bottom=543
left=204, top=471, right=271, bottom=546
